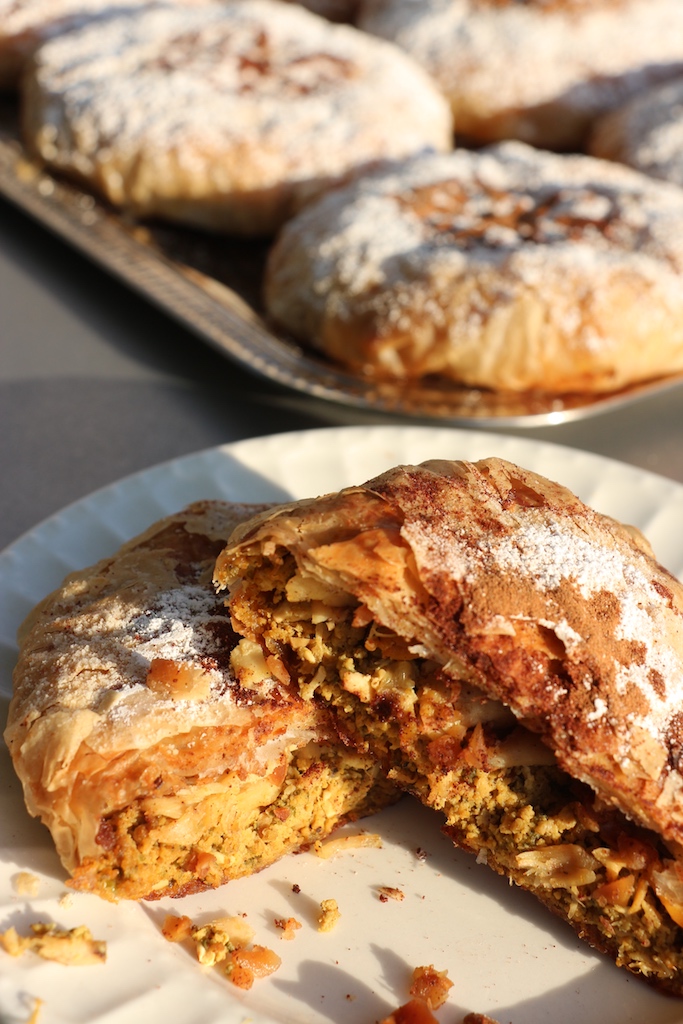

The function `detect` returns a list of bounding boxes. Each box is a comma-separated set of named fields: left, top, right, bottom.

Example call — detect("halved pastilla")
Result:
left=5, top=500, right=396, bottom=901
left=215, top=458, right=683, bottom=994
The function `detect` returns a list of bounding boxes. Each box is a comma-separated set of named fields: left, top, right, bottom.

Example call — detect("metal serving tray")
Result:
left=2, top=98, right=682, bottom=427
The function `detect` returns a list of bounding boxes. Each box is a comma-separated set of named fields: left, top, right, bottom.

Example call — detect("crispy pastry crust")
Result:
left=5, top=500, right=395, bottom=901
left=0, top=0, right=154, bottom=91
left=218, top=460, right=683, bottom=844
left=356, top=0, right=683, bottom=150
left=216, top=458, right=683, bottom=991
left=20, top=0, right=452, bottom=235
left=264, top=144, right=683, bottom=393
left=588, top=79, right=683, bottom=189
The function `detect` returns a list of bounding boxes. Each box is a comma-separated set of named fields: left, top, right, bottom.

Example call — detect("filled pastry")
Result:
left=356, top=0, right=683, bottom=150
left=0, top=0, right=173, bottom=91
left=21, top=0, right=452, bottom=235
left=4, top=500, right=396, bottom=902
left=264, top=143, right=683, bottom=394
left=215, top=457, right=683, bottom=994
left=589, top=79, right=683, bottom=189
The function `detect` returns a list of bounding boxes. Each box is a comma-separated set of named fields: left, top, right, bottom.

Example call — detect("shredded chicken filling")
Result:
left=228, top=547, right=683, bottom=984
left=72, top=741, right=392, bottom=901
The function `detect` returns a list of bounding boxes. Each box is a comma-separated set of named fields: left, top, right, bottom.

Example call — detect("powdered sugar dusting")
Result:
left=358, top=0, right=683, bottom=146
left=421, top=483, right=683, bottom=749
left=1, top=0, right=171, bottom=36
left=479, top=519, right=683, bottom=730
left=476, top=519, right=644, bottom=599
left=26, top=0, right=452, bottom=227
left=267, top=143, right=683, bottom=391
left=590, top=79, right=683, bottom=188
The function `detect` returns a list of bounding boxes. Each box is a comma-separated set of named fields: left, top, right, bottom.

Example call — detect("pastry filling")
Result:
left=69, top=738, right=393, bottom=902
left=227, top=543, right=683, bottom=987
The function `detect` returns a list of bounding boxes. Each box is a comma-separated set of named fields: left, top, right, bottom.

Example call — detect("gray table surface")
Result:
left=2, top=193, right=683, bottom=555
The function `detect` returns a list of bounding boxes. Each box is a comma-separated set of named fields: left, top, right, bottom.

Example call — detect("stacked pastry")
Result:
left=7, top=0, right=683, bottom=394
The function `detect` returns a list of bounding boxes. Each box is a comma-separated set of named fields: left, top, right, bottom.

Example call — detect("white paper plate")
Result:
left=2, top=425, right=683, bottom=1024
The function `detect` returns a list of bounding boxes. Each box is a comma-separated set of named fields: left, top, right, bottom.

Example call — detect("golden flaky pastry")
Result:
left=0, top=0, right=117, bottom=91
left=356, top=0, right=683, bottom=150
left=21, top=0, right=452, bottom=235
left=215, top=458, right=683, bottom=993
left=264, top=143, right=683, bottom=394
left=588, top=79, right=683, bottom=190
left=5, top=501, right=396, bottom=902
left=0, top=0, right=210, bottom=92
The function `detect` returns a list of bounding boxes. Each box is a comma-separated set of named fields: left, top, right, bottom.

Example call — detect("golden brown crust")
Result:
left=357, top=0, right=683, bottom=149
left=217, top=460, right=683, bottom=846
left=6, top=499, right=396, bottom=900
left=216, top=458, right=683, bottom=991
left=264, top=145, right=683, bottom=394
left=21, top=0, right=452, bottom=235
left=588, top=79, right=683, bottom=190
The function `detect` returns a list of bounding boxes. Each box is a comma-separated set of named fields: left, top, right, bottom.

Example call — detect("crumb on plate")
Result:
left=27, top=996, right=44, bottom=1024
left=409, top=964, right=453, bottom=1010
left=161, top=913, right=278, bottom=988
left=318, top=898, right=340, bottom=932
left=313, top=833, right=382, bottom=859
left=378, top=886, right=405, bottom=903
left=0, top=923, right=106, bottom=966
left=227, top=944, right=282, bottom=989
left=379, top=997, right=438, bottom=1024
left=274, top=916, right=302, bottom=940
left=12, top=872, right=39, bottom=897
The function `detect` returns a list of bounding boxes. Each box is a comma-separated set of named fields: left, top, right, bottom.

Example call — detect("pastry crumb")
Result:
left=27, top=996, right=44, bottom=1024
left=162, top=914, right=194, bottom=943
left=226, top=944, right=282, bottom=989
left=0, top=923, right=106, bottom=966
left=380, top=963, right=453, bottom=1022
left=274, top=916, right=302, bottom=940
left=378, top=886, right=405, bottom=903
left=317, top=898, right=340, bottom=932
left=409, top=964, right=453, bottom=1009
left=379, top=997, right=438, bottom=1023
left=192, top=921, right=236, bottom=967
left=12, top=872, right=40, bottom=897
left=161, top=912, right=277, bottom=988
left=313, top=832, right=382, bottom=859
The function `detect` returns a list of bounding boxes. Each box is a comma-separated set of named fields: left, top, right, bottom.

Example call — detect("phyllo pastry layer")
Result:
left=5, top=500, right=396, bottom=901
left=216, top=458, right=683, bottom=994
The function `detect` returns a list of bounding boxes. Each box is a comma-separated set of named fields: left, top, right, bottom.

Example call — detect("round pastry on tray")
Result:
left=264, top=142, right=683, bottom=395
left=355, top=0, right=683, bottom=150
left=588, top=79, right=683, bottom=189
left=20, top=0, right=453, bottom=235
left=0, top=0, right=190, bottom=91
